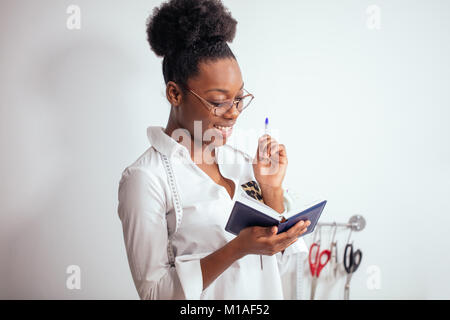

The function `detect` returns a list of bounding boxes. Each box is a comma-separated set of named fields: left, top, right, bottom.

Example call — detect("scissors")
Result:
left=343, top=242, right=362, bottom=300
left=327, top=223, right=339, bottom=281
left=309, top=227, right=331, bottom=300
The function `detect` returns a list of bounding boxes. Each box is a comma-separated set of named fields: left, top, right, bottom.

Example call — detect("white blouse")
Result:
left=117, top=126, right=308, bottom=300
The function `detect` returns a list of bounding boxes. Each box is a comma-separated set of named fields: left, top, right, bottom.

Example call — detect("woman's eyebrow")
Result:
left=205, top=82, right=244, bottom=93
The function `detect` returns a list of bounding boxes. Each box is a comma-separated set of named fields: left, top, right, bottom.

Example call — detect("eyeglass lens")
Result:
left=215, top=96, right=252, bottom=115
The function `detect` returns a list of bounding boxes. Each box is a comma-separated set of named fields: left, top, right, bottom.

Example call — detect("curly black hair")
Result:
left=146, top=0, right=238, bottom=94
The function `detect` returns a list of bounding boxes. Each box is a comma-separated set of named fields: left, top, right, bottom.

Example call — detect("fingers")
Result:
left=257, top=136, right=271, bottom=162
left=262, top=137, right=278, bottom=158
left=287, top=219, right=311, bottom=238
left=278, top=144, right=287, bottom=162
left=262, top=141, right=286, bottom=162
left=267, top=226, right=278, bottom=236
left=251, top=225, right=277, bottom=238
left=270, top=220, right=311, bottom=251
left=257, top=220, right=311, bottom=255
left=256, top=135, right=288, bottom=168
left=241, top=223, right=309, bottom=256
left=257, top=135, right=281, bottom=162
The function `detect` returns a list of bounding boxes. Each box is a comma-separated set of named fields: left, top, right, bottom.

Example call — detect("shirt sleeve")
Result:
left=117, top=167, right=205, bottom=300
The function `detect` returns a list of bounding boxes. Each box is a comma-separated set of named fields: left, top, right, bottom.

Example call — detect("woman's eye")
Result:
left=210, top=96, right=243, bottom=107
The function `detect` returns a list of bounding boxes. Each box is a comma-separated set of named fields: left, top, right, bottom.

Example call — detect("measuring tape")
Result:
left=160, top=152, right=183, bottom=268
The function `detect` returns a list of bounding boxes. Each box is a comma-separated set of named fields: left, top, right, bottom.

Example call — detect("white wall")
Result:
left=1, top=0, right=449, bottom=299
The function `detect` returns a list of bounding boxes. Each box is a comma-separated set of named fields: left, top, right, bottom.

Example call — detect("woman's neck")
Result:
left=164, top=118, right=216, bottom=163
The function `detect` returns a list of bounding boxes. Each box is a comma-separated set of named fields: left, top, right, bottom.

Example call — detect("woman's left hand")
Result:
left=252, top=134, right=288, bottom=190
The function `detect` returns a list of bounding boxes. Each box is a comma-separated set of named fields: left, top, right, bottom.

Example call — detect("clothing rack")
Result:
left=317, top=215, right=366, bottom=232
left=298, top=214, right=366, bottom=300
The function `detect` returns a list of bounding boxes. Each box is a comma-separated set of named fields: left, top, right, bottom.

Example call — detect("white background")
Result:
left=1, top=0, right=449, bottom=299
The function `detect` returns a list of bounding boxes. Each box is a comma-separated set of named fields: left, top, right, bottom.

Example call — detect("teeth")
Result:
left=215, top=125, right=232, bottom=130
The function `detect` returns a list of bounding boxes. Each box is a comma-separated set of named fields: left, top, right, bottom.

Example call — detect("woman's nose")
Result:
left=222, top=103, right=240, bottom=119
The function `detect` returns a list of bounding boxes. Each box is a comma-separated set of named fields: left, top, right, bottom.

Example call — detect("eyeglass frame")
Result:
left=185, top=86, right=255, bottom=116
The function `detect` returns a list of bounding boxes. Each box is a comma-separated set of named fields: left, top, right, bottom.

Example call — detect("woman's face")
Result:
left=170, top=57, right=244, bottom=148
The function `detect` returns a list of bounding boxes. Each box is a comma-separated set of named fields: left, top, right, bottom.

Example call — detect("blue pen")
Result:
left=259, top=117, right=271, bottom=271
left=263, top=117, right=270, bottom=160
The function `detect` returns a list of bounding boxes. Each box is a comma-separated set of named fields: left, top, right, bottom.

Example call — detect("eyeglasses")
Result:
left=186, top=87, right=255, bottom=116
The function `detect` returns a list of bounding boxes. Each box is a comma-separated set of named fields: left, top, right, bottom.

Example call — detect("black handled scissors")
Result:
left=343, top=242, right=362, bottom=300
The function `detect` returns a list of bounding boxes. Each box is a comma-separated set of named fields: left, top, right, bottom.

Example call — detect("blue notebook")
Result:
left=225, top=190, right=327, bottom=236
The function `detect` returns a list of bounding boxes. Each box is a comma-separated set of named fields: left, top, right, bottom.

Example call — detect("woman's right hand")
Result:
left=233, top=219, right=311, bottom=257
left=200, top=219, right=311, bottom=291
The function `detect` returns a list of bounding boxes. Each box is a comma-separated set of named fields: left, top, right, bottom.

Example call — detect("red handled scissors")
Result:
left=309, top=242, right=331, bottom=300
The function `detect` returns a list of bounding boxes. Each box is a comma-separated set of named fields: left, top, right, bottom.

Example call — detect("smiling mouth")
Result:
left=213, top=124, right=233, bottom=131
left=213, top=124, right=234, bottom=138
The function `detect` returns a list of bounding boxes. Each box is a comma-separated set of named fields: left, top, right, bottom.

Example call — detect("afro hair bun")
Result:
left=146, top=0, right=237, bottom=57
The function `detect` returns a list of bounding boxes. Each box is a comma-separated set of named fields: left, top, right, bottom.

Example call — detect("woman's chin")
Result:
left=206, top=127, right=231, bottom=146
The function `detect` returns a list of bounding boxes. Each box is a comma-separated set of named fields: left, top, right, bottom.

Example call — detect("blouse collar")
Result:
left=147, top=126, right=191, bottom=159
left=148, top=126, right=235, bottom=162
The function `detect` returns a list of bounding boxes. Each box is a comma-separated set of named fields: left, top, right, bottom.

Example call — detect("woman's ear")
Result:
left=166, top=81, right=183, bottom=107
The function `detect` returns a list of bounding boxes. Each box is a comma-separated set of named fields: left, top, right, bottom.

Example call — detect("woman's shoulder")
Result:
left=117, top=147, right=169, bottom=222
left=119, top=146, right=166, bottom=188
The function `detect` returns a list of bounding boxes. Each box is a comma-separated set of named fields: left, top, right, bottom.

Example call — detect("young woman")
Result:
left=118, top=0, right=310, bottom=300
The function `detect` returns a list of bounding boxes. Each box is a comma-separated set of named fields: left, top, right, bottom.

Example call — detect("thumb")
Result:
left=268, top=226, right=278, bottom=236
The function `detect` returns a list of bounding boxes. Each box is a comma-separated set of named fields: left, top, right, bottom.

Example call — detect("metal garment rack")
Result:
left=317, top=215, right=367, bottom=232
left=297, top=215, right=366, bottom=300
